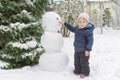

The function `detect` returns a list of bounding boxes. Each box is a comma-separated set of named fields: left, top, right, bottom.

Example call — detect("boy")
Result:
left=59, top=12, right=94, bottom=78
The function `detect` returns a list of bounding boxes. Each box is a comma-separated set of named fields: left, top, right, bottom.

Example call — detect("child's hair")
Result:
left=76, top=12, right=89, bottom=24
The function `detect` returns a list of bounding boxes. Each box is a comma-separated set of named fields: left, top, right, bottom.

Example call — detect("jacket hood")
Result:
left=86, top=23, right=94, bottom=28
left=86, top=23, right=94, bottom=30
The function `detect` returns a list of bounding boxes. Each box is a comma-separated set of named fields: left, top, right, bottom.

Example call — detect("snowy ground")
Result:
left=0, top=27, right=120, bottom=80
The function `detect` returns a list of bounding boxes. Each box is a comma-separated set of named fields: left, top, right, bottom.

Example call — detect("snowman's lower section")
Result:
left=39, top=52, right=69, bottom=72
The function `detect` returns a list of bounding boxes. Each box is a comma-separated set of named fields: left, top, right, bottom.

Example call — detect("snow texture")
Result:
left=39, top=52, right=69, bottom=72
left=88, top=0, right=110, bottom=2
left=53, top=0, right=65, bottom=2
left=25, top=0, right=33, bottom=6
left=41, top=32, right=64, bottom=52
left=12, top=39, right=37, bottom=50
left=0, top=2, right=3, bottom=7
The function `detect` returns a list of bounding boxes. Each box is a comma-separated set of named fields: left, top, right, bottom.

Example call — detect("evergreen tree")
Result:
left=103, top=8, right=112, bottom=27
left=0, top=0, right=48, bottom=69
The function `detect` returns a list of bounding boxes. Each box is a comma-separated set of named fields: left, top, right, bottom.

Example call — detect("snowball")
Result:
left=41, top=32, right=64, bottom=52
left=42, top=12, right=61, bottom=32
left=39, top=52, right=69, bottom=72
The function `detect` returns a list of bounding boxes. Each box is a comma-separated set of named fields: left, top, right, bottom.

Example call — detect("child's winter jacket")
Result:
left=64, top=22, right=94, bottom=53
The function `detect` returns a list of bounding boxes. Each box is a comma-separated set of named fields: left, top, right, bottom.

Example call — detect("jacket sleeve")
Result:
left=85, top=30, right=94, bottom=51
left=64, top=22, right=75, bottom=33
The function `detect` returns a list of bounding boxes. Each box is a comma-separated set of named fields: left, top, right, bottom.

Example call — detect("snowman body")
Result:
left=41, top=32, right=64, bottom=52
left=39, top=12, right=69, bottom=72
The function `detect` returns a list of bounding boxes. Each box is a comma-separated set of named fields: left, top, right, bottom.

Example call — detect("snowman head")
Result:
left=42, top=12, right=61, bottom=32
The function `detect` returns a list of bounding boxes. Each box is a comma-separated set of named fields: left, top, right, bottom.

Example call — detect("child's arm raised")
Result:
left=59, top=21, right=75, bottom=33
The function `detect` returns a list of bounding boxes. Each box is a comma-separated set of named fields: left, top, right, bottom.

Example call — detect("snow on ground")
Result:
left=0, top=27, right=120, bottom=80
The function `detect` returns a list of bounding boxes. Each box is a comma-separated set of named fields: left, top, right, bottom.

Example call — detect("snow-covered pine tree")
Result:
left=0, top=0, right=48, bottom=69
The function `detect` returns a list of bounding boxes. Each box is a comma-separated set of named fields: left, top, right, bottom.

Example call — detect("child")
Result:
left=59, top=12, right=94, bottom=78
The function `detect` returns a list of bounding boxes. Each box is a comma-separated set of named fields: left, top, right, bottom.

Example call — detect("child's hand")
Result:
left=85, top=50, right=90, bottom=56
left=59, top=21, right=64, bottom=26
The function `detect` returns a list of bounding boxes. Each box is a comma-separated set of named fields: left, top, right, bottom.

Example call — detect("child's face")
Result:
left=78, top=18, right=88, bottom=28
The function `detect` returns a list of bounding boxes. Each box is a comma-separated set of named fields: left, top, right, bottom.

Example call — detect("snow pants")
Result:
left=74, top=52, right=90, bottom=76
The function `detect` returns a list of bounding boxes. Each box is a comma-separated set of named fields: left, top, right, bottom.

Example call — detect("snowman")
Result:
left=39, top=11, right=69, bottom=72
